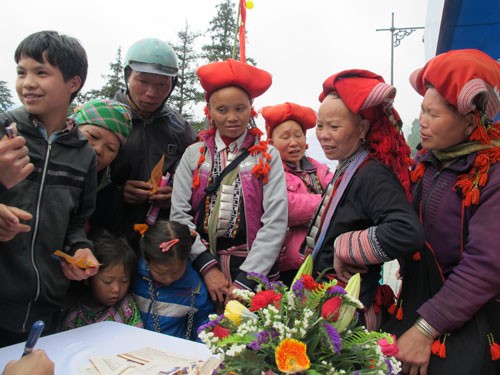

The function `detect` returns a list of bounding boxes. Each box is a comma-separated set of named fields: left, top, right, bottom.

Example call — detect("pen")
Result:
left=22, top=320, right=45, bottom=357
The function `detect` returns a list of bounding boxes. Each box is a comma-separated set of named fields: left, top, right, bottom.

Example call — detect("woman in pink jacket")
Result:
left=262, top=102, right=333, bottom=285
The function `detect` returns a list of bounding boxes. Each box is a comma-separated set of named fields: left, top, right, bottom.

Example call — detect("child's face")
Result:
left=79, top=125, right=121, bottom=171
left=148, top=258, right=186, bottom=286
left=208, top=86, right=252, bottom=138
left=89, top=263, right=130, bottom=307
left=15, top=54, right=81, bottom=122
left=269, top=120, right=307, bottom=167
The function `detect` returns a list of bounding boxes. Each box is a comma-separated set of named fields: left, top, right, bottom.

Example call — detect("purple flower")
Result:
left=292, top=279, right=305, bottom=299
left=323, top=322, right=342, bottom=354
left=384, top=358, right=393, bottom=374
left=248, top=330, right=271, bottom=350
left=326, top=286, right=347, bottom=295
left=247, top=272, right=272, bottom=289
left=197, top=314, right=225, bottom=335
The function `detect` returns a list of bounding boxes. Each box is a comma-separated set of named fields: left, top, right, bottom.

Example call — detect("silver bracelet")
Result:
left=415, top=317, right=440, bottom=339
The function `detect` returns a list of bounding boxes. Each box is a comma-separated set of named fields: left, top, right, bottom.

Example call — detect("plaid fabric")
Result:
left=73, top=99, right=132, bottom=145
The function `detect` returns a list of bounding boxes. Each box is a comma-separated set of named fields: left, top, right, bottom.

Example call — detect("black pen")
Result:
left=22, top=320, right=45, bottom=357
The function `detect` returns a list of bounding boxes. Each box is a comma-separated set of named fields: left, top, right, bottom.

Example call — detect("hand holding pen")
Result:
left=22, top=320, right=45, bottom=357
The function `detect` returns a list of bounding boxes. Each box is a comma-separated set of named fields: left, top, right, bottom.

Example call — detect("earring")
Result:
left=305, top=144, right=309, bottom=150
left=360, top=137, right=366, bottom=146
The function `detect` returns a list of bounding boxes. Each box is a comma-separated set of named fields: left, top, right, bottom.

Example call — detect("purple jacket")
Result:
left=280, top=158, right=333, bottom=271
left=415, top=151, right=500, bottom=333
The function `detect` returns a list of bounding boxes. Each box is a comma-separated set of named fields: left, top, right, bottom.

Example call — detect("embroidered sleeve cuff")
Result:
left=335, top=226, right=391, bottom=265
left=193, top=251, right=218, bottom=275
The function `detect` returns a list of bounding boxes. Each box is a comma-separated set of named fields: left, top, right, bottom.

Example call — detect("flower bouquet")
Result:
left=198, top=256, right=401, bottom=375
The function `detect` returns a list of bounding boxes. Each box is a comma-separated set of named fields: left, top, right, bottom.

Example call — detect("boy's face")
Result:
left=89, top=263, right=130, bottom=307
left=79, top=124, right=120, bottom=171
left=15, top=54, right=81, bottom=121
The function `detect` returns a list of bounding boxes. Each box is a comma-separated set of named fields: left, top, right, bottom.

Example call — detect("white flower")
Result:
left=225, top=344, right=246, bottom=357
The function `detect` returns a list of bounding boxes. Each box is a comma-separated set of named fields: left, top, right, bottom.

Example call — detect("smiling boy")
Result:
left=0, top=31, right=99, bottom=346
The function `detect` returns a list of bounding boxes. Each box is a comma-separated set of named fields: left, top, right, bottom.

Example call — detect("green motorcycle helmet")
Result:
left=124, top=38, right=179, bottom=78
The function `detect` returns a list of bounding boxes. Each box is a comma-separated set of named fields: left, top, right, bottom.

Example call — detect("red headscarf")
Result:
left=261, top=102, right=316, bottom=139
left=319, top=69, right=413, bottom=197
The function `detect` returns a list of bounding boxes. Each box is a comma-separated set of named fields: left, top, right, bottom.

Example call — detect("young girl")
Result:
left=61, top=230, right=142, bottom=329
left=132, top=220, right=215, bottom=341
left=262, top=102, right=333, bottom=285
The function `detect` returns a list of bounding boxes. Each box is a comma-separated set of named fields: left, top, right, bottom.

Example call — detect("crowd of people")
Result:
left=0, top=30, right=498, bottom=375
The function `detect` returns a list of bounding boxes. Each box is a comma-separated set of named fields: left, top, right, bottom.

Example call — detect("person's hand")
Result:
left=203, top=267, right=230, bottom=304
left=0, top=204, right=32, bottom=242
left=396, top=325, right=433, bottom=375
left=148, top=185, right=172, bottom=209
left=0, top=135, right=34, bottom=189
left=333, top=254, right=368, bottom=283
left=2, top=349, right=54, bottom=375
left=225, top=283, right=248, bottom=305
left=122, top=180, right=153, bottom=205
left=60, top=248, right=99, bottom=280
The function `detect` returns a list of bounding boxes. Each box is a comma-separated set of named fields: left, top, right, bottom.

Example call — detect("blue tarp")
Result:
left=436, top=0, right=500, bottom=59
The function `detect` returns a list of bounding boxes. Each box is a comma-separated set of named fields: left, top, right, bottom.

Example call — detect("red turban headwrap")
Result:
left=261, top=102, right=316, bottom=139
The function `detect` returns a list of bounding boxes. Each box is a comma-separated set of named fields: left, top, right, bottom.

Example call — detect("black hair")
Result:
left=140, top=220, right=193, bottom=264
left=89, top=230, right=137, bottom=276
left=14, top=30, right=88, bottom=102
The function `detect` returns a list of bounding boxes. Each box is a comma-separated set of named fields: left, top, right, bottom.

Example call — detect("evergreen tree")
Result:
left=202, top=0, right=238, bottom=62
left=406, top=118, right=421, bottom=156
left=0, top=80, right=14, bottom=112
left=170, top=21, right=204, bottom=126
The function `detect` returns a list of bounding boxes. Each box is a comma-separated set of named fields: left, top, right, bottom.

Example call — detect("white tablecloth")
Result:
left=0, top=321, right=212, bottom=374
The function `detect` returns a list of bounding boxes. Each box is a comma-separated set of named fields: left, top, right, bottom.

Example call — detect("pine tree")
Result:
left=406, top=118, right=421, bottom=156
left=0, top=80, right=14, bottom=112
left=202, top=0, right=238, bottom=62
left=170, top=21, right=204, bottom=127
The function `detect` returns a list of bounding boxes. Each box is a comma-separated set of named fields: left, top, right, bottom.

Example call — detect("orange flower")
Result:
left=275, top=338, right=310, bottom=374
left=250, top=290, right=282, bottom=312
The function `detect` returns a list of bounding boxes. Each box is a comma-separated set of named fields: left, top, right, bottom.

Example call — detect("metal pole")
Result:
left=376, top=13, right=424, bottom=86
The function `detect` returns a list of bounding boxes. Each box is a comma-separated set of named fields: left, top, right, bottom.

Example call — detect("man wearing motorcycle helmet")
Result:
left=105, top=38, right=197, bottom=250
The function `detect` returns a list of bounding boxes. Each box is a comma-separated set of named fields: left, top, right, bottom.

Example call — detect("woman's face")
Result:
left=316, top=95, right=368, bottom=162
left=269, top=120, right=307, bottom=167
left=419, top=88, right=473, bottom=151
left=208, top=86, right=252, bottom=138
left=79, top=124, right=120, bottom=171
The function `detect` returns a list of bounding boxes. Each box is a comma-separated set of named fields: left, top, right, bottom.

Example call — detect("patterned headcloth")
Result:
left=318, top=69, right=413, bottom=197
left=74, top=99, right=132, bottom=145
left=261, top=102, right=317, bottom=139
left=197, top=58, right=272, bottom=101
left=409, top=49, right=500, bottom=119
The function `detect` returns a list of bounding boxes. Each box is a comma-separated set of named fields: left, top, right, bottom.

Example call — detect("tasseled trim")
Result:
left=431, top=335, right=447, bottom=359
left=488, top=333, right=500, bottom=360
left=248, top=127, right=271, bottom=184
left=192, top=145, right=207, bottom=189
left=373, top=284, right=395, bottom=314
left=412, top=251, right=421, bottom=261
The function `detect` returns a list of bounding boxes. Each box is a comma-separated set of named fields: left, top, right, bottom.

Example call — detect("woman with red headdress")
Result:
left=303, top=69, right=425, bottom=331
left=170, top=59, right=288, bottom=308
left=261, top=102, right=333, bottom=286
left=386, top=49, right=500, bottom=375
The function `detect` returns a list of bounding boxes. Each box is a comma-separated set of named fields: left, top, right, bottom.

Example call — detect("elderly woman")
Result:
left=170, top=59, right=288, bottom=307
left=388, top=49, right=500, bottom=375
left=262, top=102, right=333, bottom=285
left=304, top=69, right=424, bottom=331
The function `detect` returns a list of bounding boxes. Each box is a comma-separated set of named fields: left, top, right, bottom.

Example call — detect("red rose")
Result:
left=321, top=296, right=342, bottom=321
left=377, top=335, right=399, bottom=356
left=301, top=275, right=319, bottom=291
left=213, top=325, right=230, bottom=339
left=249, top=290, right=282, bottom=312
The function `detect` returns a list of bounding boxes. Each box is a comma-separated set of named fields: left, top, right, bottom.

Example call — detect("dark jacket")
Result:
left=0, top=107, right=97, bottom=333
left=313, top=160, right=424, bottom=308
left=106, top=90, right=197, bottom=242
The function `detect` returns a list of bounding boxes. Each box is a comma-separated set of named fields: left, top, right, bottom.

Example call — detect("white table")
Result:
left=0, top=321, right=212, bottom=374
